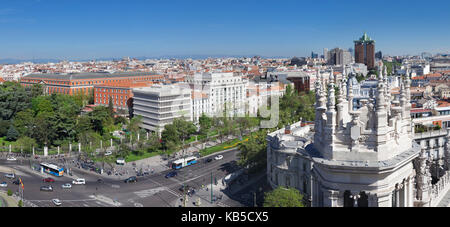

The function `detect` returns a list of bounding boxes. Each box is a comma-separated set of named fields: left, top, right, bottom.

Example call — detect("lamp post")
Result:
left=211, top=172, right=213, bottom=204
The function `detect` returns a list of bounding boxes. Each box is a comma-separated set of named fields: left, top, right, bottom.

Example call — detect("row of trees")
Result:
left=0, top=81, right=125, bottom=154
left=238, top=85, right=316, bottom=173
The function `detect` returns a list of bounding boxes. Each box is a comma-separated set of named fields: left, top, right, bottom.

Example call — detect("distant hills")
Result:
left=0, top=55, right=292, bottom=64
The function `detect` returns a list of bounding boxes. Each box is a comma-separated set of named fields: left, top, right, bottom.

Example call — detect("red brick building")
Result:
left=287, top=75, right=310, bottom=93
left=94, top=81, right=155, bottom=110
left=20, top=72, right=164, bottom=96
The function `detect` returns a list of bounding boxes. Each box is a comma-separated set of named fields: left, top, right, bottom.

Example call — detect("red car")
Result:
left=43, top=178, right=55, bottom=183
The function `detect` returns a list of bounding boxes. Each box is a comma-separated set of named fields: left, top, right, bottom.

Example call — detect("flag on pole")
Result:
left=19, top=178, right=24, bottom=189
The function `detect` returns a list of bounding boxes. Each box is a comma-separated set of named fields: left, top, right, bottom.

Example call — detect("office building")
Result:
left=132, top=85, right=192, bottom=134
left=354, top=32, right=376, bottom=69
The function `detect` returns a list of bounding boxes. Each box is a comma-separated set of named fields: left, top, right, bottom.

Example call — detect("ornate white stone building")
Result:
left=267, top=69, right=450, bottom=207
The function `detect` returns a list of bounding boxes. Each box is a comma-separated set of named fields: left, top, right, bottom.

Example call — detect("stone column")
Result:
left=367, top=193, right=378, bottom=207
left=69, top=143, right=72, bottom=153
left=78, top=143, right=81, bottom=153
left=44, top=146, right=48, bottom=157
left=100, top=140, right=103, bottom=150
left=110, top=139, right=113, bottom=148
left=402, top=181, right=407, bottom=207
left=137, top=133, right=140, bottom=142
left=408, top=177, right=414, bottom=207
left=32, top=147, right=35, bottom=156
left=146, top=132, right=149, bottom=140
left=9, top=144, right=11, bottom=154
left=328, top=190, right=340, bottom=207
left=395, top=184, right=401, bottom=207
left=311, top=175, right=317, bottom=207
left=57, top=146, right=60, bottom=155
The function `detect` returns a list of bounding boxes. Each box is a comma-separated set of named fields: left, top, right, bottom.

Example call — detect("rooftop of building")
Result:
left=132, top=84, right=191, bottom=96
left=94, top=81, right=154, bottom=89
left=23, top=71, right=161, bottom=80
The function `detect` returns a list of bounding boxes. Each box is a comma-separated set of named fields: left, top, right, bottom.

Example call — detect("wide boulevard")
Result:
left=0, top=149, right=253, bottom=207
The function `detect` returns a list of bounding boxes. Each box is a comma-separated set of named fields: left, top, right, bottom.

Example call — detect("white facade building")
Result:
left=267, top=69, right=450, bottom=207
left=132, top=85, right=192, bottom=134
left=185, top=72, right=247, bottom=121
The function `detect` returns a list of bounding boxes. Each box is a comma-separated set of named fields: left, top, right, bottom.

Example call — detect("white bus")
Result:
left=171, top=156, right=198, bottom=170
left=40, top=163, right=64, bottom=177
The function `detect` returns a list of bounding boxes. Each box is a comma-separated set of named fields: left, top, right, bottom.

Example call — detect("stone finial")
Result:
left=327, top=83, right=336, bottom=110
left=377, top=82, right=386, bottom=110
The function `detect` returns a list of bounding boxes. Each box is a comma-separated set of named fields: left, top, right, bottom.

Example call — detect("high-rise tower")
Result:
left=354, top=32, right=375, bottom=69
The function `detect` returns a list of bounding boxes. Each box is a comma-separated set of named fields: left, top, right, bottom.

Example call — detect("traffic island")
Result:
left=0, top=191, right=19, bottom=207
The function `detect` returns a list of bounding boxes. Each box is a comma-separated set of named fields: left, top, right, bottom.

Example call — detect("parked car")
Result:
left=72, top=178, right=86, bottom=185
left=205, top=158, right=213, bottom=163
left=165, top=171, right=177, bottom=178
left=215, top=155, right=223, bottom=160
left=5, top=173, right=15, bottom=179
left=124, top=176, right=137, bottom=183
left=43, top=177, right=55, bottom=183
left=40, top=185, right=53, bottom=192
left=52, top=198, right=62, bottom=206
left=61, top=183, right=72, bottom=189
left=6, top=157, right=17, bottom=161
left=0, top=182, right=7, bottom=187
left=12, top=179, right=20, bottom=185
left=116, top=158, right=125, bottom=165
left=105, top=151, right=112, bottom=156
left=97, top=179, right=104, bottom=183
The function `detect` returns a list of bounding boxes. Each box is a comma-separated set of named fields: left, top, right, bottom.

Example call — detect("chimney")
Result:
left=285, top=125, right=292, bottom=134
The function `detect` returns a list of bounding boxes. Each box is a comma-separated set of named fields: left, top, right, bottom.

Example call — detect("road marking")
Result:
left=134, top=187, right=168, bottom=198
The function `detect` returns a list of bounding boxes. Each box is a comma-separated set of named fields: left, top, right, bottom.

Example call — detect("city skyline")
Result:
left=0, top=0, right=450, bottom=60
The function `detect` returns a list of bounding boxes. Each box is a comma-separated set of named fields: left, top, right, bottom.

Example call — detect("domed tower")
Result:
left=308, top=72, right=421, bottom=207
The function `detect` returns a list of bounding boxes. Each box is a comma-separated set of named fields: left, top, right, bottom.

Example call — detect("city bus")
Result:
left=40, top=163, right=65, bottom=177
left=171, top=156, right=198, bottom=170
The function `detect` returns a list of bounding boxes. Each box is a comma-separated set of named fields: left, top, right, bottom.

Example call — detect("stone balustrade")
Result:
left=430, top=170, right=450, bottom=207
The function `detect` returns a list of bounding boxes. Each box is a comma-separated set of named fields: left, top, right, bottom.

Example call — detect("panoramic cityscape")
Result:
left=1, top=0, right=450, bottom=216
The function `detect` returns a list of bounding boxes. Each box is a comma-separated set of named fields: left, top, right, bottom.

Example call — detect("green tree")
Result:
left=0, top=81, right=31, bottom=121
left=0, top=120, right=11, bottom=137
left=6, top=125, right=19, bottom=141
left=146, top=132, right=161, bottom=153
left=16, top=136, right=37, bottom=154
left=199, top=113, right=212, bottom=138
left=161, top=123, right=180, bottom=148
left=33, top=111, right=57, bottom=146
left=108, top=96, right=114, bottom=118
left=89, top=106, right=114, bottom=135
left=263, top=186, right=306, bottom=207
left=127, top=115, right=143, bottom=135
left=237, top=130, right=267, bottom=172
left=13, top=109, right=35, bottom=137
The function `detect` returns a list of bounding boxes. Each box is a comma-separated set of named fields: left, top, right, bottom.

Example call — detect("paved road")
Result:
left=0, top=148, right=253, bottom=207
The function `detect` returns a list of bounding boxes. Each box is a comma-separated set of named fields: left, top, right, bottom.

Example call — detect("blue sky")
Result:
left=0, top=0, right=449, bottom=60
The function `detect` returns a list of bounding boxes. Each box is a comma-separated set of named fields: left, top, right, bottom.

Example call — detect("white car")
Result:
left=72, top=178, right=85, bottom=185
left=61, top=183, right=72, bottom=189
left=116, top=158, right=125, bottom=165
left=215, top=155, right=224, bottom=160
left=105, top=151, right=112, bottom=156
left=52, top=198, right=62, bottom=206
left=6, top=157, right=16, bottom=161
left=5, top=173, right=15, bottom=179
left=0, top=182, right=7, bottom=187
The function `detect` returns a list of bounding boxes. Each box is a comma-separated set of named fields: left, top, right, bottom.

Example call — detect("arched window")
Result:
left=358, top=192, right=369, bottom=207
left=344, top=190, right=354, bottom=207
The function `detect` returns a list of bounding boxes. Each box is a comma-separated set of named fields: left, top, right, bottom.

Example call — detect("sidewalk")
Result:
left=0, top=191, right=19, bottom=207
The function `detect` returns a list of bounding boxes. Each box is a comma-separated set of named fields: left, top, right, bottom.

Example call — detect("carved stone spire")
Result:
left=348, top=77, right=354, bottom=111
left=376, top=80, right=386, bottom=110
left=327, top=83, right=336, bottom=110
